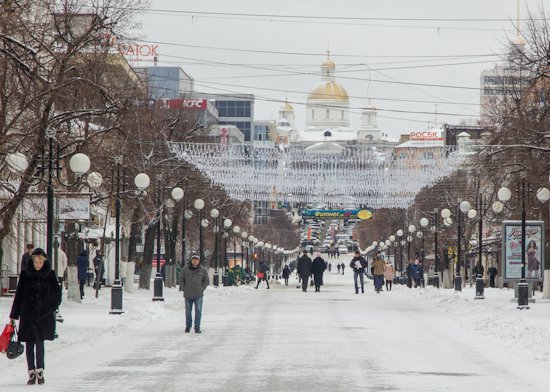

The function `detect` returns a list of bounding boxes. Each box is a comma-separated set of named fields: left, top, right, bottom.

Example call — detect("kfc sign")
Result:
left=410, top=130, right=443, bottom=141
left=158, top=99, right=207, bottom=110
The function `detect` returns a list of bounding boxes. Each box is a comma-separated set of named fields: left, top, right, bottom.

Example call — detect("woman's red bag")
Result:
left=257, top=272, right=265, bottom=279
left=0, top=323, right=15, bottom=353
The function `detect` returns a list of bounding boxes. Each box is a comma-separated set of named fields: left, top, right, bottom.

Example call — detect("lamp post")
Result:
left=210, top=209, right=220, bottom=286
left=389, top=235, right=397, bottom=284
left=170, top=186, right=190, bottom=267
left=194, top=199, right=205, bottom=265
left=248, top=235, right=254, bottom=272
left=408, top=224, right=416, bottom=262
left=222, top=218, right=232, bottom=286
left=396, top=230, right=404, bottom=283
left=110, top=159, right=149, bottom=313
left=432, top=209, right=440, bottom=288
left=232, top=225, right=240, bottom=268
left=241, top=231, right=248, bottom=269
left=7, top=136, right=97, bottom=272
left=461, top=196, right=484, bottom=299
left=152, top=174, right=165, bottom=302
left=493, top=180, right=550, bottom=308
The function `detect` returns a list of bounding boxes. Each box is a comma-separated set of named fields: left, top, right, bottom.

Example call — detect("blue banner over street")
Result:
left=302, top=209, right=373, bottom=220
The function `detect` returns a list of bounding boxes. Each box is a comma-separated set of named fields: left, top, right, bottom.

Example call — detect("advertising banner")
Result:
left=302, top=209, right=373, bottom=220
left=502, top=220, right=544, bottom=281
left=58, top=195, right=91, bottom=221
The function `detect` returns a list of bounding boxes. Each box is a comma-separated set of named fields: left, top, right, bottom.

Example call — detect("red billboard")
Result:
left=158, top=99, right=207, bottom=110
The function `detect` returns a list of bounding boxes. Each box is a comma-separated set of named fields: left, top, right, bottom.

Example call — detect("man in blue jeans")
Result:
left=179, top=255, right=210, bottom=333
left=349, top=250, right=368, bottom=294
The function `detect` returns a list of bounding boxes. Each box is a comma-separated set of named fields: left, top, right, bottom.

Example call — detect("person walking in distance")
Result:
left=488, top=263, right=498, bottom=288
left=297, top=250, right=313, bottom=292
left=20, top=244, right=33, bottom=275
left=255, top=260, right=270, bottom=289
left=76, top=250, right=88, bottom=300
left=10, top=248, right=62, bottom=385
left=384, top=260, right=395, bottom=291
left=350, top=250, right=368, bottom=294
left=406, top=260, right=413, bottom=288
left=372, top=251, right=386, bottom=293
left=55, top=247, right=68, bottom=289
left=93, top=250, right=105, bottom=289
left=337, top=263, right=341, bottom=274
left=340, top=262, right=345, bottom=275
left=311, top=252, right=327, bottom=292
left=282, top=264, right=291, bottom=286
left=179, top=255, right=210, bottom=333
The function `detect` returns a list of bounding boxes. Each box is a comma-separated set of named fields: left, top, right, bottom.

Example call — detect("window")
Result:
left=326, top=109, right=330, bottom=119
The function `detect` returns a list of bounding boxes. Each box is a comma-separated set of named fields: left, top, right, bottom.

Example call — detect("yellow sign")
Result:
left=357, top=210, right=373, bottom=220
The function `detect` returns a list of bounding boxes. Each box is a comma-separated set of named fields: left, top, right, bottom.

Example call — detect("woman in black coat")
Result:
left=10, top=248, right=62, bottom=385
left=311, top=253, right=327, bottom=292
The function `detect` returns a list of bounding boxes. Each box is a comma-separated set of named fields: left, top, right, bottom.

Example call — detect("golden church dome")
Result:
left=281, top=101, right=294, bottom=111
left=307, top=81, right=349, bottom=103
left=322, top=59, right=335, bottom=68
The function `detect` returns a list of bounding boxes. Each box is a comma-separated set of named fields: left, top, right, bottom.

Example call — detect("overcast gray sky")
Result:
left=135, top=0, right=549, bottom=138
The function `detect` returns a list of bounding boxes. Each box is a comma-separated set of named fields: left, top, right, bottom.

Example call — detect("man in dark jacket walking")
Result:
left=179, top=255, right=210, bottom=333
left=297, top=250, right=313, bottom=292
left=76, top=250, right=88, bottom=299
left=311, top=253, right=327, bottom=292
left=350, top=250, right=368, bottom=294
left=20, top=243, right=33, bottom=275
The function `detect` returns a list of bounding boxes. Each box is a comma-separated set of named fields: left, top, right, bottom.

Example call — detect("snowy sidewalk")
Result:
left=1, top=264, right=550, bottom=391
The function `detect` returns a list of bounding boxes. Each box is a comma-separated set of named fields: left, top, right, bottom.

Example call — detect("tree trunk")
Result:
left=128, top=206, right=142, bottom=266
left=125, top=261, right=136, bottom=294
left=66, top=266, right=81, bottom=302
left=139, top=224, right=155, bottom=290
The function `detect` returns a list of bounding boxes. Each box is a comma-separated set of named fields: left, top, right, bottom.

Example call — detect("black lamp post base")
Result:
left=432, top=274, right=440, bottom=289
left=454, top=275, right=462, bottom=291
left=213, top=272, right=219, bottom=287
left=222, top=273, right=229, bottom=286
left=517, top=279, right=529, bottom=309
left=475, top=275, right=485, bottom=299
left=152, top=273, right=164, bottom=301
left=110, top=282, right=124, bottom=314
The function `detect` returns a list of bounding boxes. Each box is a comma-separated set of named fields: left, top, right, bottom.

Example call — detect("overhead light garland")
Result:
left=168, top=142, right=467, bottom=209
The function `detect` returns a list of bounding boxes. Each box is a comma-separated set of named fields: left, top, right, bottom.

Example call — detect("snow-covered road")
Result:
left=2, top=256, right=550, bottom=391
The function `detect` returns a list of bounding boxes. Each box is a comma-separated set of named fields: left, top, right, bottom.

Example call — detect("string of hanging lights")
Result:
left=168, top=142, right=467, bottom=208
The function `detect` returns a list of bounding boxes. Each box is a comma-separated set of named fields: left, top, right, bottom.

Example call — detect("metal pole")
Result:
left=46, top=137, right=54, bottom=261
left=213, top=217, right=219, bottom=287
left=240, top=239, right=244, bottom=268
left=434, top=210, right=440, bottom=288
left=199, top=210, right=204, bottom=266
left=455, top=204, right=462, bottom=291
left=110, top=162, right=123, bottom=313
left=517, top=179, right=529, bottom=307
left=153, top=176, right=164, bottom=301
left=475, top=193, right=485, bottom=299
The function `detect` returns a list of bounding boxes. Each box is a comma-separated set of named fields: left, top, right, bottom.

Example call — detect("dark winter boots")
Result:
left=36, top=368, right=44, bottom=384
left=27, top=370, right=36, bottom=385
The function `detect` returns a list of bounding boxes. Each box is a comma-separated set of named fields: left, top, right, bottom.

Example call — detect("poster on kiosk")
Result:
left=502, top=220, right=544, bottom=281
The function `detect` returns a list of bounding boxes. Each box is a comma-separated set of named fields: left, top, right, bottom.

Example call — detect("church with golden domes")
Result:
left=275, top=53, right=382, bottom=146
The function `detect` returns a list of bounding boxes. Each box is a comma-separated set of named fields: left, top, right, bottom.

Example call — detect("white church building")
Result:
left=274, top=54, right=383, bottom=147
